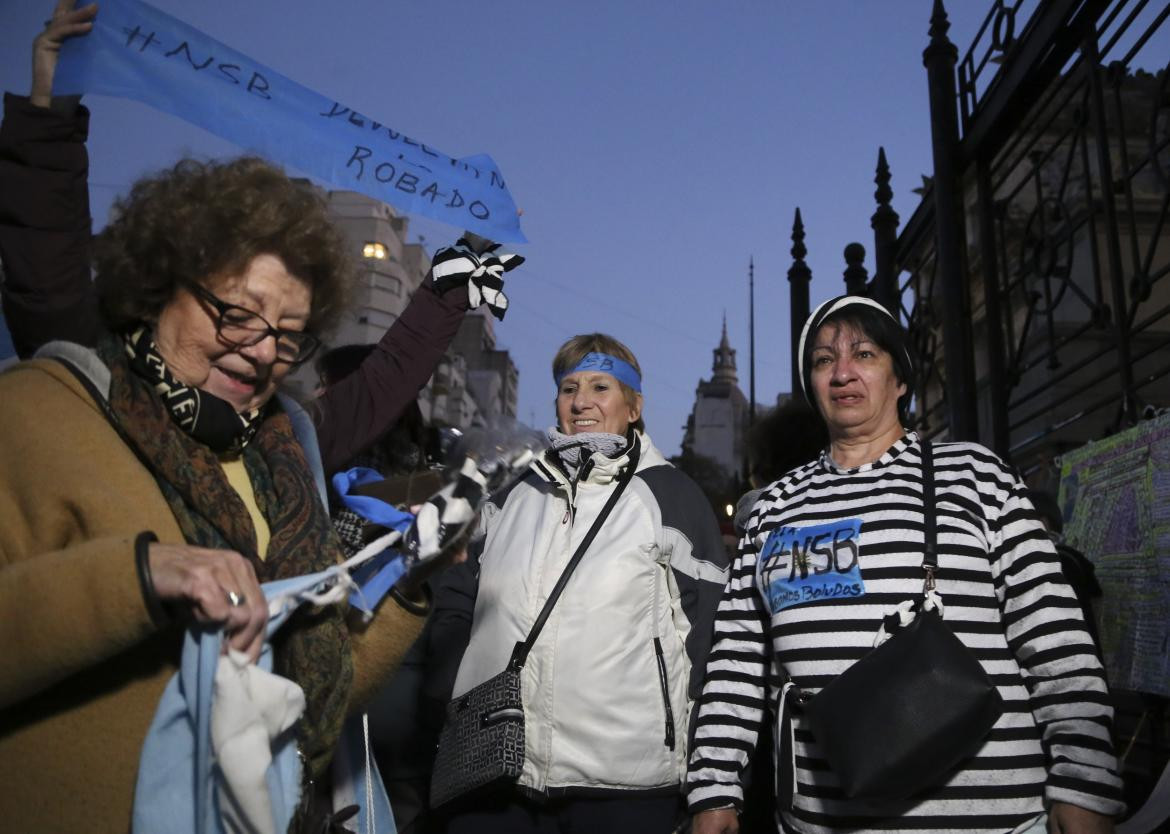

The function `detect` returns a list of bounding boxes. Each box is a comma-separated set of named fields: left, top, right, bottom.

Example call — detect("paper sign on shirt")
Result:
left=757, top=519, right=867, bottom=612
left=53, top=0, right=526, bottom=243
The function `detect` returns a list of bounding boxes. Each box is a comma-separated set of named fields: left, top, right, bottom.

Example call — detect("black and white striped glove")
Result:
left=429, top=233, right=525, bottom=320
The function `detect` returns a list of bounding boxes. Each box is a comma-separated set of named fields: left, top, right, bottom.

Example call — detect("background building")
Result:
left=681, top=317, right=750, bottom=485
left=288, top=190, right=519, bottom=431
left=450, top=311, right=519, bottom=421
left=327, top=190, right=426, bottom=342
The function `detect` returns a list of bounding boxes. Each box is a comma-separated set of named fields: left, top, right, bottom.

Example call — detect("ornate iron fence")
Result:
left=789, top=0, right=1170, bottom=470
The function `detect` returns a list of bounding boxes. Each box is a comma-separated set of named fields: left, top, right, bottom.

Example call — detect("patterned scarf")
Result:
left=98, top=334, right=351, bottom=782
left=123, top=326, right=265, bottom=455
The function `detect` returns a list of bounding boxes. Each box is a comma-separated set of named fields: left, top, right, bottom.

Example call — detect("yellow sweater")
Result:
left=0, top=359, right=424, bottom=833
left=220, top=456, right=271, bottom=557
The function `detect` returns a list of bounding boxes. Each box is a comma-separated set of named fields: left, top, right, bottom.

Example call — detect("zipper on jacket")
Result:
left=652, top=637, right=676, bottom=750
left=562, top=458, right=593, bottom=525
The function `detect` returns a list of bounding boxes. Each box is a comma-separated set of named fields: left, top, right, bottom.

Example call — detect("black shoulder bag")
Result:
left=798, top=440, right=1004, bottom=800
left=430, top=441, right=641, bottom=808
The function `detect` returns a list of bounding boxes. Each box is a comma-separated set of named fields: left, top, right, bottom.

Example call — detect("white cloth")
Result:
left=212, top=650, right=306, bottom=834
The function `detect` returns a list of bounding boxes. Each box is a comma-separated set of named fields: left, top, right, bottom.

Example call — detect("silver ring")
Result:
left=226, top=589, right=246, bottom=607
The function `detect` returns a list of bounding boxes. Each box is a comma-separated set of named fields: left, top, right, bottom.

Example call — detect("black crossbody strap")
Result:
left=509, top=436, right=642, bottom=670
left=921, top=438, right=938, bottom=580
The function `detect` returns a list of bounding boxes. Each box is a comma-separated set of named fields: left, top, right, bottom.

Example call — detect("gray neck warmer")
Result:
left=546, top=427, right=628, bottom=470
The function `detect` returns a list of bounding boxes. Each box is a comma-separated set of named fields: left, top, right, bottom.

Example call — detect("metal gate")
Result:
left=787, top=0, right=1170, bottom=474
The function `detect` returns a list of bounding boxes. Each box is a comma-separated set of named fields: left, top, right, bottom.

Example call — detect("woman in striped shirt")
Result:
left=687, top=296, right=1123, bottom=834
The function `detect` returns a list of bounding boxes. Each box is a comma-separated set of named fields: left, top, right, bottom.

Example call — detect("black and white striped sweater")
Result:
left=686, top=433, right=1124, bottom=834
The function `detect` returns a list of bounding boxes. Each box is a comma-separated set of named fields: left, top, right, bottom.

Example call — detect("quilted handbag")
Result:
left=430, top=666, right=525, bottom=808
left=430, top=439, right=642, bottom=807
left=796, top=440, right=1004, bottom=800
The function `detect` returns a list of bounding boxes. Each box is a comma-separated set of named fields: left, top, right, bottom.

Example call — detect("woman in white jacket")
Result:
left=435, top=333, right=729, bottom=832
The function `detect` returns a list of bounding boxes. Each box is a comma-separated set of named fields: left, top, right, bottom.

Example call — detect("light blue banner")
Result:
left=54, top=0, right=526, bottom=243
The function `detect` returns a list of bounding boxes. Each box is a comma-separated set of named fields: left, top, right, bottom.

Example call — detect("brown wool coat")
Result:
left=0, top=359, right=425, bottom=833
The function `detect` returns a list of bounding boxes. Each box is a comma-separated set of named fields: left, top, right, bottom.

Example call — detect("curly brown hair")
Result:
left=551, top=333, right=645, bottom=432
left=94, top=156, right=352, bottom=334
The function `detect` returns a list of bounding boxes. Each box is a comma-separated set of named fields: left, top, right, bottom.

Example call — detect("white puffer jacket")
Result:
left=452, top=431, right=728, bottom=795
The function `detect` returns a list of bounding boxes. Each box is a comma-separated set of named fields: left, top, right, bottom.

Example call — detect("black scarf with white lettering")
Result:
left=123, top=326, right=265, bottom=454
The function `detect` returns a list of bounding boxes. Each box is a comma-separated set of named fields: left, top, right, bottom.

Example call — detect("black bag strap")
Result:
left=921, top=439, right=937, bottom=571
left=508, top=436, right=642, bottom=670
left=786, top=435, right=940, bottom=794
left=921, top=438, right=939, bottom=593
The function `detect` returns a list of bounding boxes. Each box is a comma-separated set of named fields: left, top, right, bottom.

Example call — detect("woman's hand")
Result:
left=692, top=808, right=739, bottom=834
left=148, top=542, right=269, bottom=662
left=1048, top=802, right=1115, bottom=834
left=31, top=0, right=97, bottom=108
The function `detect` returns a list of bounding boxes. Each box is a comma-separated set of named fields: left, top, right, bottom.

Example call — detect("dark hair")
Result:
left=1026, top=488, right=1064, bottom=534
left=802, top=304, right=914, bottom=423
left=317, top=343, right=377, bottom=388
left=748, top=400, right=829, bottom=486
left=551, top=333, right=645, bottom=432
left=94, top=157, right=353, bottom=334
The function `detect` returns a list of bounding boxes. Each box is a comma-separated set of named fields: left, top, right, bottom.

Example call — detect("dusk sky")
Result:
left=0, top=0, right=997, bottom=455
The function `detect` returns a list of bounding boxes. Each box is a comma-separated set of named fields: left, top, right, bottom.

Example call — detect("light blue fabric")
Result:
left=333, top=717, right=396, bottom=834
left=132, top=568, right=397, bottom=834
left=278, top=394, right=328, bottom=509
left=331, top=467, right=416, bottom=534
left=53, top=0, right=524, bottom=243
left=332, top=467, right=415, bottom=614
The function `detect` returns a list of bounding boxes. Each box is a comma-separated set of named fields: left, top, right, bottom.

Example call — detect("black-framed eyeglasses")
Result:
left=185, top=281, right=321, bottom=366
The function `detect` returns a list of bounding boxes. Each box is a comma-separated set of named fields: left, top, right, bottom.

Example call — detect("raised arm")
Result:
left=310, top=233, right=523, bottom=474
left=0, top=3, right=100, bottom=357
left=309, top=282, right=469, bottom=474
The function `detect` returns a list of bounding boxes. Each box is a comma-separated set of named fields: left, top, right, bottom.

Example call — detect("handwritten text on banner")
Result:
left=54, top=0, right=525, bottom=243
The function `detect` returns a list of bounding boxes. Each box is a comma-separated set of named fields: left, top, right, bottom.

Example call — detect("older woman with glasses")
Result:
left=0, top=5, right=502, bottom=831
left=0, top=151, right=443, bottom=833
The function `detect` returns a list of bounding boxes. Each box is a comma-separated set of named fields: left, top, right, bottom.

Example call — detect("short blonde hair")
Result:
left=551, top=333, right=645, bottom=432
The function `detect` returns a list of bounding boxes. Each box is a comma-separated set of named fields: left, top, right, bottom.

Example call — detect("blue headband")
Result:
left=555, top=352, right=642, bottom=392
